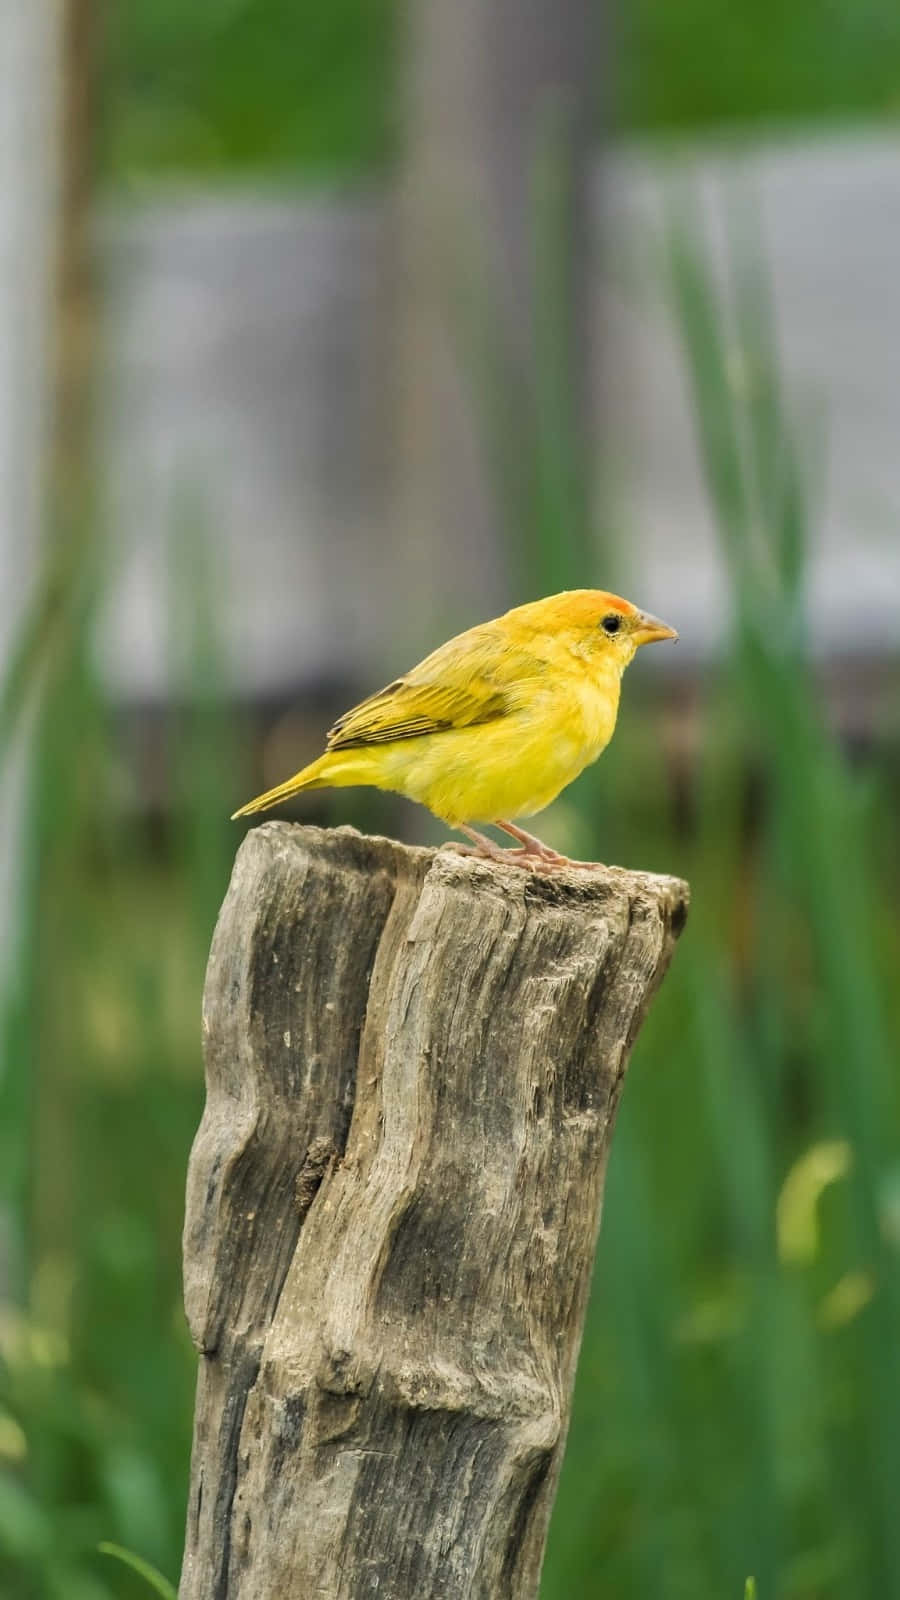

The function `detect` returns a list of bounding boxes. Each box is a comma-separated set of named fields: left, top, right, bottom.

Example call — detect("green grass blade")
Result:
left=97, top=1543, right=177, bottom=1600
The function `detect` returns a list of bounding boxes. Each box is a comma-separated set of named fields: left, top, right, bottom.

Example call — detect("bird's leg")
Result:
left=449, top=824, right=529, bottom=866
left=495, top=819, right=604, bottom=872
left=448, top=822, right=604, bottom=873
left=495, top=820, right=566, bottom=863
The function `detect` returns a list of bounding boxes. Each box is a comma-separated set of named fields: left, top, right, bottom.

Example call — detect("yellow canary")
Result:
left=233, top=590, right=677, bottom=868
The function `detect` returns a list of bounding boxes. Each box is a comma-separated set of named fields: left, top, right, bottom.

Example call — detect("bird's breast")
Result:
left=566, top=665, right=621, bottom=758
left=387, top=666, right=622, bottom=824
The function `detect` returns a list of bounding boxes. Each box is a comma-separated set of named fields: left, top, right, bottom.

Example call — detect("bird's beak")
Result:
left=633, top=609, right=678, bottom=647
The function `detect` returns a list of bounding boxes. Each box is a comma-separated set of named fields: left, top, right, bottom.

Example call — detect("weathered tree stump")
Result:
left=179, top=822, right=688, bottom=1600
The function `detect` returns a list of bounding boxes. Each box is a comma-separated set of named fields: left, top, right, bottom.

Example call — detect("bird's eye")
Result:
left=601, top=614, right=622, bottom=635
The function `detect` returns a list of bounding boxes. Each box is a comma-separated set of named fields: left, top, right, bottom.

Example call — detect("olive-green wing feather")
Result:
left=326, top=622, right=531, bottom=749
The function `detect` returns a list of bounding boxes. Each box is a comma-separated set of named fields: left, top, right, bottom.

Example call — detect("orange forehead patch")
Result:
left=539, top=590, right=636, bottom=624
left=503, top=589, right=641, bottom=636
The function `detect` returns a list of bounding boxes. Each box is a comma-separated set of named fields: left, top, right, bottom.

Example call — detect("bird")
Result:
left=232, top=589, right=677, bottom=870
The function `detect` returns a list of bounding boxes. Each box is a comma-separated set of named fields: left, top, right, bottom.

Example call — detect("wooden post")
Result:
left=179, top=823, right=687, bottom=1599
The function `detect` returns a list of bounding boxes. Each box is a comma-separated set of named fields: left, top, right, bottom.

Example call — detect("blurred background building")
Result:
left=2, top=1, right=899, bottom=1597
left=7, top=5, right=900, bottom=714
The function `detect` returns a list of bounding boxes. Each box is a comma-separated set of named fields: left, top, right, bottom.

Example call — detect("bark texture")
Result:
left=179, top=822, right=688, bottom=1600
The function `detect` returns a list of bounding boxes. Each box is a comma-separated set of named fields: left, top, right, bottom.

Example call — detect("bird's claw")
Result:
left=447, top=840, right=531, bottom=868
left=526, top=851, right=606, bottom=874
left=492, top=820, right=605, bottom=872
left=447, top=834, right=604, bottom=873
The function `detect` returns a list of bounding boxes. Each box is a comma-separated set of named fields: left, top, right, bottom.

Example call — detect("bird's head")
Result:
left=528, top=589, right=678, bottom=671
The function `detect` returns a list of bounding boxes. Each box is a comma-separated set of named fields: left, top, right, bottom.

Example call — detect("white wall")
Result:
left=59, top=135, right=900, bottom=705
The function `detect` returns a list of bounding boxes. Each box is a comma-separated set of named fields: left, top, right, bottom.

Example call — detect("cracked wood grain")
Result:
left=179, top=822, right=688, bottom=1600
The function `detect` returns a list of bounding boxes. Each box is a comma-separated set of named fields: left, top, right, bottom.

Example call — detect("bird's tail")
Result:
left=231, top=749, right=375, bottom=820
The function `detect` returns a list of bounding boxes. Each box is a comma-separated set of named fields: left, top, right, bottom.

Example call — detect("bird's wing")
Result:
left=326, top=623, right=531, bottom=749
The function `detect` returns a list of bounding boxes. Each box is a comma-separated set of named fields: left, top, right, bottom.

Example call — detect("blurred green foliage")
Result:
left=620, top=0, right=900, bottom=131
left=0, top=532, right=239, bottom=1598
left=102, top=0, right=900, bottom=187
left=103, top=0, right=396, bottom=178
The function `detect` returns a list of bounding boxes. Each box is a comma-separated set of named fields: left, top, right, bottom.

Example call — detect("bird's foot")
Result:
left=448, top=826, right=533, bottom=868
left=446, top=823, right=605, bottom=873
left=495, top=820, right=605, bottom=873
